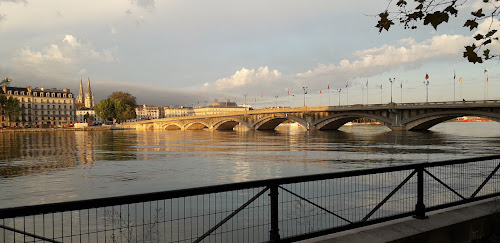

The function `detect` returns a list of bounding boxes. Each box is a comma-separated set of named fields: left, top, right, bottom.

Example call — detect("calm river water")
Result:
left=1, top=122, right=500, bottom=208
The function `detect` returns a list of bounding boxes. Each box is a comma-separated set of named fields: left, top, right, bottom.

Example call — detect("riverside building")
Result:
left=0, top=84, right=75, bottom=128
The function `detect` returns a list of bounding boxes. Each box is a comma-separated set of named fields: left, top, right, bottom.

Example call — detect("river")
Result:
left=1, top=122, right=499, bottom=208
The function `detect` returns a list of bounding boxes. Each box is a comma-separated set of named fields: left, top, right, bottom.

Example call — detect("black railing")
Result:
left=1, top=155, right=500, bottom=242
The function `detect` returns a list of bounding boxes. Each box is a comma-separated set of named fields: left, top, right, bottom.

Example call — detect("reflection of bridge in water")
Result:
left=134, top=100, right=500, bottom=131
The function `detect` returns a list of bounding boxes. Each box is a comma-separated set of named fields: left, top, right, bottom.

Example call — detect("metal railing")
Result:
left=1, top=155, right=500, bottom=242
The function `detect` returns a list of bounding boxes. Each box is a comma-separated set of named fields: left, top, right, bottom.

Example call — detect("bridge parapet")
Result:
left=132, top=100, right=500, bottom=131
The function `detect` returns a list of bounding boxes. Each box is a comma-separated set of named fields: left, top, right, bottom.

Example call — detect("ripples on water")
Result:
left=0, top=122, right=500, bottom=207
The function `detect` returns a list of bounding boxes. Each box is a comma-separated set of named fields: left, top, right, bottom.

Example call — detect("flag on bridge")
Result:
left=484, top=68, right=488, bottom=73
left=459, top=77, right=463, bottom=82
left=320, top=90, right=322, bottom=94
left=328, top=84, right=330, bottom=90
left=425, top=73, right=429, bottom=80
left=487, top=75, right=489, bottom=82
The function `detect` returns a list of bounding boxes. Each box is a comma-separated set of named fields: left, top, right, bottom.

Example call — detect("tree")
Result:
left=107, top=91, right=137, bottom=121
left=94, top=98, right=117, bottom=122
left=0, top=95, right=21, bottom=126
left=377, top=0, right=499, bottom=63
left=94, top=96, right=137, bottom=123
left=109, top=91, right=137, bottom=107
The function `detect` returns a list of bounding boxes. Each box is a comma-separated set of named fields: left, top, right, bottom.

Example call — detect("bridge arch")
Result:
left=314, top=112, right=393, bottom=130
left=184, top=121, right=210, bottom=130
left=161, top=123, right=183, bottom=130
left=402, top=110, right=500, bottom=130
left=211, top=118, right=251, bottom=131
left=253, top=114, right=308, bottom=130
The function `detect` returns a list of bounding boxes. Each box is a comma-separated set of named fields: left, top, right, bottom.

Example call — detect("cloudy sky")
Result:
left=0, top=0, right=499, bottom=108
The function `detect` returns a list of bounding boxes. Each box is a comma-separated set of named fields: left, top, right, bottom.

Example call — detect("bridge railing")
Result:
left=1, top=155, right=500, bottom=242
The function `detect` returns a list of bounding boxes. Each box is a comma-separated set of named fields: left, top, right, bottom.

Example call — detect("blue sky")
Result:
left=0, top=0, right=498, bottom=108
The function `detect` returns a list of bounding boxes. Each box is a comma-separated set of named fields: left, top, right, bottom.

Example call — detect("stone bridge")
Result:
left=132, top=100, right=500, bottom=131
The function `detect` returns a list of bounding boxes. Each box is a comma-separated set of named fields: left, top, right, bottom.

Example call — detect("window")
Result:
left=46, top=93, right=50, bottom=97
left=34, top=92, right=37, bottom=97
left=63, top=94, right=66, bottom=98
left=53, top=105, right=55, bottom=109
left=28, top=98, right=31, bottom=102
left=7, top=91, right=11, bottom=95
left=34, top=105, right=37, bottom=109
left=14, top=91, right=18, bottom=95
left=21, top=91, right=25, bottom=95
left=57, top=93, right=61, bottom=98
left=69, top=94, right=72, bottom=98
left=51, top=93, right=55, bottom=98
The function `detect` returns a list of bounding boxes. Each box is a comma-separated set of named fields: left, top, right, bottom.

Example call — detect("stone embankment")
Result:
left=0, top=125, right=134, bottom=133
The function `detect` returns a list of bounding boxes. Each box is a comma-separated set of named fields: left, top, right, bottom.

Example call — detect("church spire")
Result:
left=77, top=78, right=84, bottom=104
left=85, top=77, right=95, bottom=108
left=87, top=77, right=93, bottom=96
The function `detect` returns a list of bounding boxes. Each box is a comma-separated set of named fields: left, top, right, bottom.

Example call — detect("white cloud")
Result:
left=63, top=35, right=81, bottom=48
left=18, top=44, right=71, bottom=64
left=296, top=34, right=471, bottom=87
left=215, top=66, right=282, bottom=90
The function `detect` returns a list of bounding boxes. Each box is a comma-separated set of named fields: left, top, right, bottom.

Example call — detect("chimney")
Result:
left=40, top=87, right=44, bottom=91
left=27, top=86, right=32, bottom=93
left=2, top=84, right=6, bottom=94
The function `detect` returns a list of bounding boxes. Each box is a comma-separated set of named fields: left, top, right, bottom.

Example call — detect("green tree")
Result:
left=109, top=91, right=137, bottom=107
left=107, top=92, right=137, bottom=121
left=377, top=0, right=499, bottom=63
left=94, top=98, right=117, bottom=122
left=0, top=95, right=22, bottom=126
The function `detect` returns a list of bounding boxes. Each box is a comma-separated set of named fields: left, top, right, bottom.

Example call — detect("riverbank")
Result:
left=0, top=125, right=134, bottom=132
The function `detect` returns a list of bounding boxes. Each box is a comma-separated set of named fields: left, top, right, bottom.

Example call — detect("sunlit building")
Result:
left=136, top=104, right=162, bottom=120
left=193, top=99, right=247, bottom=116
left=163, top=106, right=195, bottom=118
left=0, top=84, right=75, bottom=127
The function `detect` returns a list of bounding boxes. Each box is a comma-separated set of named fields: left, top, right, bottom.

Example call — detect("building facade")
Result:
left=163, top=106, right=195, bottom=118
left=135, top=105, right=162, bottom=120
left=0, top=85, right=75, bottom=127
left=193, top=99, right=247, bottom=116
left=75, top=108, right=104, bottom=125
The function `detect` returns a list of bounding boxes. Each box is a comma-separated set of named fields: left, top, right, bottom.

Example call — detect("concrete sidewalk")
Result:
left=299, top=198, right=500, bottom=243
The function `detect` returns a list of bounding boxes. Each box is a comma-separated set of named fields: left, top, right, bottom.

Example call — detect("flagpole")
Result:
left=328, top=83, right=331, bottom=106
left=346, top=82, right=349, bottom=105
left=362, top=86, right=364, bottom=105
left=453, top=70, right=456, bottom=102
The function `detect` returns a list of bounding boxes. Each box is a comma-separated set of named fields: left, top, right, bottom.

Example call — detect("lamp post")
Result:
left=380, top=84, right=383, bottom=104
left=302, top=87, right=308, bottom=106
left=389, top=78, right=395, bottom=103
left=274, top=95, right=279, bottom=107
left=337, top=88, right=342, bottom=106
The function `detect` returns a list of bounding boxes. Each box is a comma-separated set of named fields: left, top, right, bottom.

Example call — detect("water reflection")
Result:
left=0, top=122, right=499, bottom=207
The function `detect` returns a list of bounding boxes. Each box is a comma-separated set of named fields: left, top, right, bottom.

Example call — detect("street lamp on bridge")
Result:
left=303, top=87, right=308, bottom=106
left=389, top=78, right=395, bottom=103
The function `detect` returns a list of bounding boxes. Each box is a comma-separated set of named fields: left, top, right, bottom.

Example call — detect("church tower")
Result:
left=84, top=78, right=95, bottom=108
left=76, top=78, right=84, bottom=104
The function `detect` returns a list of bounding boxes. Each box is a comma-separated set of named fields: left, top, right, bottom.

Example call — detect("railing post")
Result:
left=414, top=166, right=427, bottom=219
left=269, top=185, right=280, bottom=242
